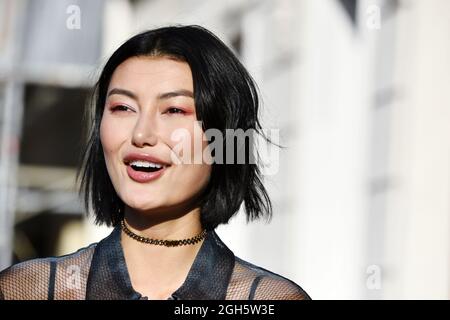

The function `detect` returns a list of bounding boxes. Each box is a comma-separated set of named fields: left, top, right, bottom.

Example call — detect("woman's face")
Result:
left=100, top=56, right=211, bottom=216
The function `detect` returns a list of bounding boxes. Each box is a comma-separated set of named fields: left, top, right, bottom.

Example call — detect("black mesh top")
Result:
left=0, top=226, right=310, bottom=300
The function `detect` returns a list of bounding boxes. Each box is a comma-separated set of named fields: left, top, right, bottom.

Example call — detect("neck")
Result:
left=120, top=205, right=205, bottom=299
left=123, top=205, right=204, bottom=240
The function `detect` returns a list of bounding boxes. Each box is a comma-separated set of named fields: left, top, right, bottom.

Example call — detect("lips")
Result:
left=123, top=152, right=171, bottom=166
left=123, top=152, right=170, bottom=183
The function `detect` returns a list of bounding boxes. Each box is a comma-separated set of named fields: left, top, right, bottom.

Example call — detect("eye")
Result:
left=166, top=107, right=186, bottom=115
left=110, top=105, right=131, bottom=112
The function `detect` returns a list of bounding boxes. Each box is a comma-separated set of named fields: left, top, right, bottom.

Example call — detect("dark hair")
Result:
left=77, top=25, right=273, bottom=230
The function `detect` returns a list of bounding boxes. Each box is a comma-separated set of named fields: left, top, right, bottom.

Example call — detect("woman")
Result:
left=0, top=25, right=310, bottom=300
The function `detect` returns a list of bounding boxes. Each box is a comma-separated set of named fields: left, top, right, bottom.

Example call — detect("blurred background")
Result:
left=0, top=0, right=449, bottom=299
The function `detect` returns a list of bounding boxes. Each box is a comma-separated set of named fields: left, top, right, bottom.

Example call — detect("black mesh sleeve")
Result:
left=0, top=259, right=52, bottom=300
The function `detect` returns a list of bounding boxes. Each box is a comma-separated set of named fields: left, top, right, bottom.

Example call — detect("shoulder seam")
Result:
left=248, top=275, right=263, bottom=300
left=48, top=259, right=57, bottom=300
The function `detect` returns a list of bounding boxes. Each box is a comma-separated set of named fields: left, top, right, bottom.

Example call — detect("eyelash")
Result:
left=109, top=105, right=186, bottom=115
left=166, top=107, right=186, bottom=115
left=110, top=105, right=131, bottom=112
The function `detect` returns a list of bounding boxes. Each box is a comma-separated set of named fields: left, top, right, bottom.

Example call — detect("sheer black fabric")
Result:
left=0, top=226, right=310, bottom=300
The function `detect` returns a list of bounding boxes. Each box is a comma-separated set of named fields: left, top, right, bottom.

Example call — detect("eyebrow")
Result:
left=107, top=88, right=194, bottom=100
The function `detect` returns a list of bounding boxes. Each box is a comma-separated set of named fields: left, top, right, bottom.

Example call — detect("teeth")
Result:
left=129, top=160, right=163, bottom=168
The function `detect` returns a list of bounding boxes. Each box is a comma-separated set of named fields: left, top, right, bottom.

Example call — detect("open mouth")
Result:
left=129, top=164, right=163, bottom=173
left=128, top=160, right=165, bottom=173
left=123, top=155, right=170, bottom=183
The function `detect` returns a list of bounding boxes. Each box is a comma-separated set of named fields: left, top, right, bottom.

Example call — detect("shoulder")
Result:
left=227, top=256, right=311, bottom=300
left=0, top=256, right=53, bottom=300
left=0, top=243, right=97, bottom=300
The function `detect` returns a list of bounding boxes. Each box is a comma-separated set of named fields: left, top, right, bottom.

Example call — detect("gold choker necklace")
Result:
left=120, top=220, right=207, bottom=247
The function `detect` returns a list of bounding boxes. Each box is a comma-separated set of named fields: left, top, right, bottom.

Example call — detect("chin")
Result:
left=121, top=191, right=164, bottom=211
left=125, top=202, right=164, bottom=213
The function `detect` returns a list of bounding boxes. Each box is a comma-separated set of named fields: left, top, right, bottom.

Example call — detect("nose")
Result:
left=131, top=113, right=158, bottom=147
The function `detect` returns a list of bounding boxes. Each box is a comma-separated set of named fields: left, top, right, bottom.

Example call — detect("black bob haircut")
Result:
left=77, top=25, right=273, bottom=230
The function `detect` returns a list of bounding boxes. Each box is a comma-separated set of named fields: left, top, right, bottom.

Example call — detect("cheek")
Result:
left=99, top=117, right=127, bottom=155
left=99, top=117, right=112, bottom=151
left=172, top=164, right=211, bottom=198
left=163, top=121, right=209, bottom=164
